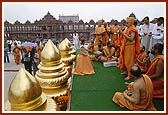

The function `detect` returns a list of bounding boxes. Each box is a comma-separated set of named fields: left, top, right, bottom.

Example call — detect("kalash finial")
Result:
left=5, top=68, right=57, bottom=111
left=59, top=38, right=76, bottom=73
left=35, top=39, right=71, bottom=110
left=65, top=38, right=76, bottom=55
left=41, top=39, right=61, bottom=64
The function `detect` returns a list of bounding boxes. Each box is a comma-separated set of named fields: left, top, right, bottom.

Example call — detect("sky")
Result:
left=3, top=2, right=165, bottom=24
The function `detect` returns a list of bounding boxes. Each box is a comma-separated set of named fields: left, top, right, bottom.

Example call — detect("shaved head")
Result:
left=130, top=65, right=142, bottom=77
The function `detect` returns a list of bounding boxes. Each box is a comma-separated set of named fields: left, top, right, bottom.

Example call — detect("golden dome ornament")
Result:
left=59, top=38, right=76, bottom=73
left=4, top=68, right=57, bottom=111
left=35, top=40, right=71, bottom=103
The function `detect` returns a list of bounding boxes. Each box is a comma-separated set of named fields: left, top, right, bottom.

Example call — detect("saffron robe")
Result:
left=119, top=25, right=141, bottom=76
left=12, top=45, right=21, bottom=64
left=146, top=55, right=164, bottom=98
left=36, top=45, right=43, bottom=62
left=110, top=25, right=121, bottom=46
left=94, top=26, right=105, bottom=46
left=112, top=74, right=156, bottom=111
left=136, top=52, right=150, bottom=73
left=100, top=46, right=117, bottom=62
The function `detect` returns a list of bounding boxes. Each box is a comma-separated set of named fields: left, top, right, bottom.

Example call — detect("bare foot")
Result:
left=124, top=76, right=131, bottom=80
left=121, top=71, right=128, bottom=75
left=116, top=65, right=120, bottom=68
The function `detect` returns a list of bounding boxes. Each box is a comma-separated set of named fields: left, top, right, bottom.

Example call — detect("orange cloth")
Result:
left=12, top=45, right=20, bottom=64
left=36, top=45, right=43, bottom=62
left=114, top=48, right=120, bottom=58
left=124, top=44, right=136, bottom=76
left=146, top=55, right=164, bottom=98
left=90, top=45, right=103, bottom=61
left=112, top=75, right=156, bottom=111
left=87, top=42, right=94, bottom=53
left=94, top=26, right=105, bottom=46
left=57, top=90, right=70, bottom=110
left=20, top=46, right=25, bottom=58
left=119, top=25, right=141, bottom=76
left=126, top=17, right=134, bottom=23
left=136, top=52, right=149, bottom=73
left=97, top=20, right=103, bottom=25
left=110, top=25, right=121, bottom=46
left=103, top=27, right=110, bottom=46
left=73, top=54, right=95, bottom=75
left=99, top=46, right=117, bottom=62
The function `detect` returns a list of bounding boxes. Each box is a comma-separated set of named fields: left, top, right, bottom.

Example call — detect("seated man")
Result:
left=146, top=43, right=164, bottom=98
left=72, top=43, right=95, bottom=75
left=90, top=40, right=104, bottom=61
left=112, top=65, right=156, bottom=111
left=114, top=46, right=120, bottom=58
left=99, top=41, right=117, bottom=62
left=136, top=46, right=151, bottom=73
left=87, top=39, right=94, bottom=53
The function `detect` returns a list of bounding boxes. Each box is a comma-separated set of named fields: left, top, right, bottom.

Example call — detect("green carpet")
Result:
left=70, top=51, right=164, bottom=111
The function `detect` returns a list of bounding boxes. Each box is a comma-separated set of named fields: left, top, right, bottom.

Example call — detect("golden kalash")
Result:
left=5, top=68, right=57, bottom=111
left=35, top=40, right=71, bottom=111
left=59, top=38, right=76, bottom=74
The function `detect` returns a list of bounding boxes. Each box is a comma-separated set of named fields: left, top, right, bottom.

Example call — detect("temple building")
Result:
left=4, top=12, right=139, bottom=42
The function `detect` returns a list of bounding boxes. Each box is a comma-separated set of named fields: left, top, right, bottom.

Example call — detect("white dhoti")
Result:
left=141, top=35, right=151, bottom=52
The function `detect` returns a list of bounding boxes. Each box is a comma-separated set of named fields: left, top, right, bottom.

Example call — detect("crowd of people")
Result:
left=4, top=39, right=44, bottom=75
left=73, top=16, right=164, bottom=111
left=4, top=15, right=164, bottom=111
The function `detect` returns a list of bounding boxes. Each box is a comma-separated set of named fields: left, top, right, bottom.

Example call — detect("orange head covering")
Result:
left=126, top=17, right=134, bottom=23
left=97, top=20, right=103, bottom=25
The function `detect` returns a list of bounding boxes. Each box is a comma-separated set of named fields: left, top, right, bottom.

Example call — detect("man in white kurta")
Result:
left=140, top=17, right=154, bottom=52
left=73, top=32, right=79, bottom=50
left=151, top=17, right=164, bottom=46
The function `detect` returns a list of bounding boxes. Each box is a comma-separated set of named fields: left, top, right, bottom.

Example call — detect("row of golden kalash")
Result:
left=5, top=38, right=76, bottom=111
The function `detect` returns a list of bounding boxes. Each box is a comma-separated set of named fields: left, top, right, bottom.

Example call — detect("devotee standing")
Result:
left=112, top=65, right=156, bottom=111
left=118, top=17, right=141, bottom=80
left=103, top=22, right=110, bottom=46
left=146, top=43, right=164, bottom=98
left=140, top=16, right=153, bottom=52
left=21, top=48, right=32, bottom=74
left=151, top=17, right=164, bottom=46
left=36, top=42, right=43, bottom=62
left=12, top=42, right=21, bottom=65
left=121, top=20, right=127, bottom=31
left=110, top=20, right=121, bottom=47
left=4, top=46, right=10, bottom=63
left=73, top=31, right=79, bottom=50
left=152, top=18, right=158, bottom=24
left=94, top=20, right=105, bottom=46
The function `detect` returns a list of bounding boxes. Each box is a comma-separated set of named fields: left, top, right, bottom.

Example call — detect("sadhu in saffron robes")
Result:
left=146, top=55, right=164, bottom=98
left=136, top=51, right=150, bottom=73
left=118, top=17, right=141, bottom=77
left=103, top=23, right=110, bottom=46
left=72, top=46, right=95, bottom=75
left=87, top=42, right=94, bottom=53
left=110, top=25, right=121, bottom=46
left=94, top=20, right=105, bottom=46
left=90, top=44, right=104, bottom=61
left=36, top=45, right=43, bottom=62
left=12, top=45, right=21, bottom=65
left=112, top=74, right=156, bottom=111
left=100, top=46, right=117, bottom=62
